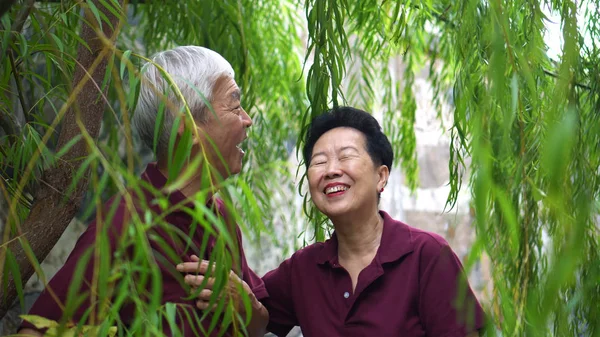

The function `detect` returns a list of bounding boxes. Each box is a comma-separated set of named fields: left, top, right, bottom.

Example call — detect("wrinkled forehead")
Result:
left=211, top=75, right=240, bottom=102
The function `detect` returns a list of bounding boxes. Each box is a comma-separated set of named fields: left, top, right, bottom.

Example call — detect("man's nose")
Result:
left=241, top=108, right=253, bottom=128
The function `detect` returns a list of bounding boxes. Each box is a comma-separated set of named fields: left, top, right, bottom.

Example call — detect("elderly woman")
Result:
left=261, top=106, right=485, bottom=336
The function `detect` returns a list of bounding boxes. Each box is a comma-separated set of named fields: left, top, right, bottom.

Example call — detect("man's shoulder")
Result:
left=88, top=194, right=135, bottom=234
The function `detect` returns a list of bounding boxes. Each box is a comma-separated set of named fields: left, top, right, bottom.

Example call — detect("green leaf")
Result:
left=6, top=250, right=25, bottom=311
left=120, top=49, right=132, bottom=79
left=86, top=0, right=103, bottom=29
left=55, top=135, right=82, bottom=158
left=49, top=33, right=64, bottom=54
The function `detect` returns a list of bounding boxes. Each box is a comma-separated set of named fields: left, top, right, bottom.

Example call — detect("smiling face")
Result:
left=196, top=76, right=252, bottom=179
left=307, top=127, right=389, bottom=219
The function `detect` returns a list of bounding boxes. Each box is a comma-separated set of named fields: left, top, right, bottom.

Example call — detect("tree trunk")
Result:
left=0, top=0, right=124, bottom=318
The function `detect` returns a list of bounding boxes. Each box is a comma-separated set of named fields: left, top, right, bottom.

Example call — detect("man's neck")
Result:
left=156, top=160, right=217, bottom=200
left=332, top=209, right=383, bottom=261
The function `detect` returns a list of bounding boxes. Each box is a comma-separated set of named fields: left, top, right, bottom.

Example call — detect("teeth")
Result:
left=325, top=185, right=348, bottom=194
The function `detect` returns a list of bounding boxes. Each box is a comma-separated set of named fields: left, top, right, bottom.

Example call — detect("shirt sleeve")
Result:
left=236, top=227, right=269, bottom=301
left=262, top=257, right=298, bottom=337
left=19, top=197, right=128, bottom=333
left=20, top=223, right=106, bottom=331
left=419, top=242, right=485, bottom=337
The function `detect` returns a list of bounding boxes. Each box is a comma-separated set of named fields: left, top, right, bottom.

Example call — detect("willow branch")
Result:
left=0, top=0, right=38, bottom=136
left=0, top=0, right=17, bottom=19
left=8, top=50, right=29, bottom=124
left=426, top=5, right=593, bottom=91
left=11, top=0, right=36, bottom=34
left=0, top=113, right=17, bottom=136
left=543, top=69, right=592, bottom=90
left=0, top=0, right=126, bottom=319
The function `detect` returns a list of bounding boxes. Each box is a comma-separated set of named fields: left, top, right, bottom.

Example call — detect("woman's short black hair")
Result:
left=302, top=106, right=394, bottom=171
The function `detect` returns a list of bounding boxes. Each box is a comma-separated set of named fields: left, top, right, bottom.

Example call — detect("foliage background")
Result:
left=0, top=0, right=599, bottom=336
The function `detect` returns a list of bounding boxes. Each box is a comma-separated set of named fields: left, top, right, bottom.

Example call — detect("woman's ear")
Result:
left=377, top=165, right=390, bottom=191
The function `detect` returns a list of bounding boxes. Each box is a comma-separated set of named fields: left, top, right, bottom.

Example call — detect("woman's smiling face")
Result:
left=307, top=127, right=389, bottom=219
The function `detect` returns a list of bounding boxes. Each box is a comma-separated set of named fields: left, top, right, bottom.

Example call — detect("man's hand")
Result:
left=176, top=255, right=269, bottom=337
left=16, top=329, right=43, bottom=336
left=176, top=255, right=258, bottom=314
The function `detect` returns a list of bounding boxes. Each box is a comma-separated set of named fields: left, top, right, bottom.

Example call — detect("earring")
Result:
left=380, top=187, right=384, bottom=193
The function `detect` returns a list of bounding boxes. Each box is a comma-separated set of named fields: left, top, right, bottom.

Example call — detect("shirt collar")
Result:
left=142, top=162, right=215, bottom=210
left=316, top=210, right=414, bottom=265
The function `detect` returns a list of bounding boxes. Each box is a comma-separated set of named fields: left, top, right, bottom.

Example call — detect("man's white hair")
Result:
left=133, top=46, right=235, bottom=159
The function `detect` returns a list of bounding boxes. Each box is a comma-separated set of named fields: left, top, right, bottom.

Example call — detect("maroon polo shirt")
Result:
left=21, top=163, right=268, bottom=336
left=262, top=211, right=485, bottom=337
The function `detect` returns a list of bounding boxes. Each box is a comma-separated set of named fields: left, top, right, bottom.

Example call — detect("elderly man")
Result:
left=19, top=46, right=269, bottom=336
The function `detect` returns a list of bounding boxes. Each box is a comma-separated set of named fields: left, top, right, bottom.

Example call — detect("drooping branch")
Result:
left=424, top=4, right=594, bottom=91
left=11, top=0, right=36, bottom=35
left=8, top=50, right=29, bottom=124
left=543, top=69, right=592, bottom=90
left=0, top=0, right=40, bottom=138
left=0, top=0, right=18, bottom=20
left=0, top=112, right=17, bottom=137
left=0, top=0, right=125, bottom=318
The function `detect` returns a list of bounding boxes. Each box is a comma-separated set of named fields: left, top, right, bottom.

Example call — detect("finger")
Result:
left=192, top=288, right=214, bottom=301
left=190, top=255, right=200, bottom=262
left=185, top=274, right=215, bottom=288
left=176, top=260, right=211, bottom=274
left=196, top=300, right=218, bottom=311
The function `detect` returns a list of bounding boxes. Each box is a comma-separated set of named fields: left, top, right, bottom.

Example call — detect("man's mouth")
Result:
left=236, top=144, right=245, bottom=155
left=237, top=136, right=248, bottom=155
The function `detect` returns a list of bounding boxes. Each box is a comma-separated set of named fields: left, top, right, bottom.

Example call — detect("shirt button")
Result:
left=343, top=292, right=350, bottom=298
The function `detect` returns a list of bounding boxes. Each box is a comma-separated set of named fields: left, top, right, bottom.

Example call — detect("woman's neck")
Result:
left=332, top=210, right=383, bottom=261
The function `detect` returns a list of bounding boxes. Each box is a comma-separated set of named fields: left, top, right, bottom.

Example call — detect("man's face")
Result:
left=197, top=76, right=252, bottom=179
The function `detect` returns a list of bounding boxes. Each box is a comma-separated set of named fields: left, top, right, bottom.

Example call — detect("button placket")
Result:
left=344, top=263, right=385, bottom=323
left=330, top=262, right=354, bottom=309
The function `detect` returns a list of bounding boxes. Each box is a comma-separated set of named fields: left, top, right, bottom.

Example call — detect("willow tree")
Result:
left=0, top=0, right=598, bottom=336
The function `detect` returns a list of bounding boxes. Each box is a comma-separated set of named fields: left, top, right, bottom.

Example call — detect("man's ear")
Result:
left=177, top=115, right=202, bottom=145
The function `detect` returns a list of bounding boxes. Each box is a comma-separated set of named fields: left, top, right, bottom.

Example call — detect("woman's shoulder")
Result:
left=407, top=225, right=450, bottom=248
left=265, top=241, right=329, bottom=278
left=402, top=225, right=461, bottom=270
left=383, top=212, right=455, bottom=261
left=289, top=240, right=329, bottom=262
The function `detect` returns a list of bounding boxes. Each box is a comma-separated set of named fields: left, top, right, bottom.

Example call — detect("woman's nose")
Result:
left=324, top=160, right=342, bottom=179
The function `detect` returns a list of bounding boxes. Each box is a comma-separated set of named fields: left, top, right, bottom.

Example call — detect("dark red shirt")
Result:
left=21, top=163, right=268, bottom=336
left=262, top=211, right=485, bottom=337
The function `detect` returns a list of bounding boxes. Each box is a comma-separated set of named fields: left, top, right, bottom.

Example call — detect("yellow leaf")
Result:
left=19, top=315, right=59, bottom=329
left=48, top=325, right=118, bottom=337
left=44, top=327, right=75, bottom=337
left=19, top=316, right=118, bottom=337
